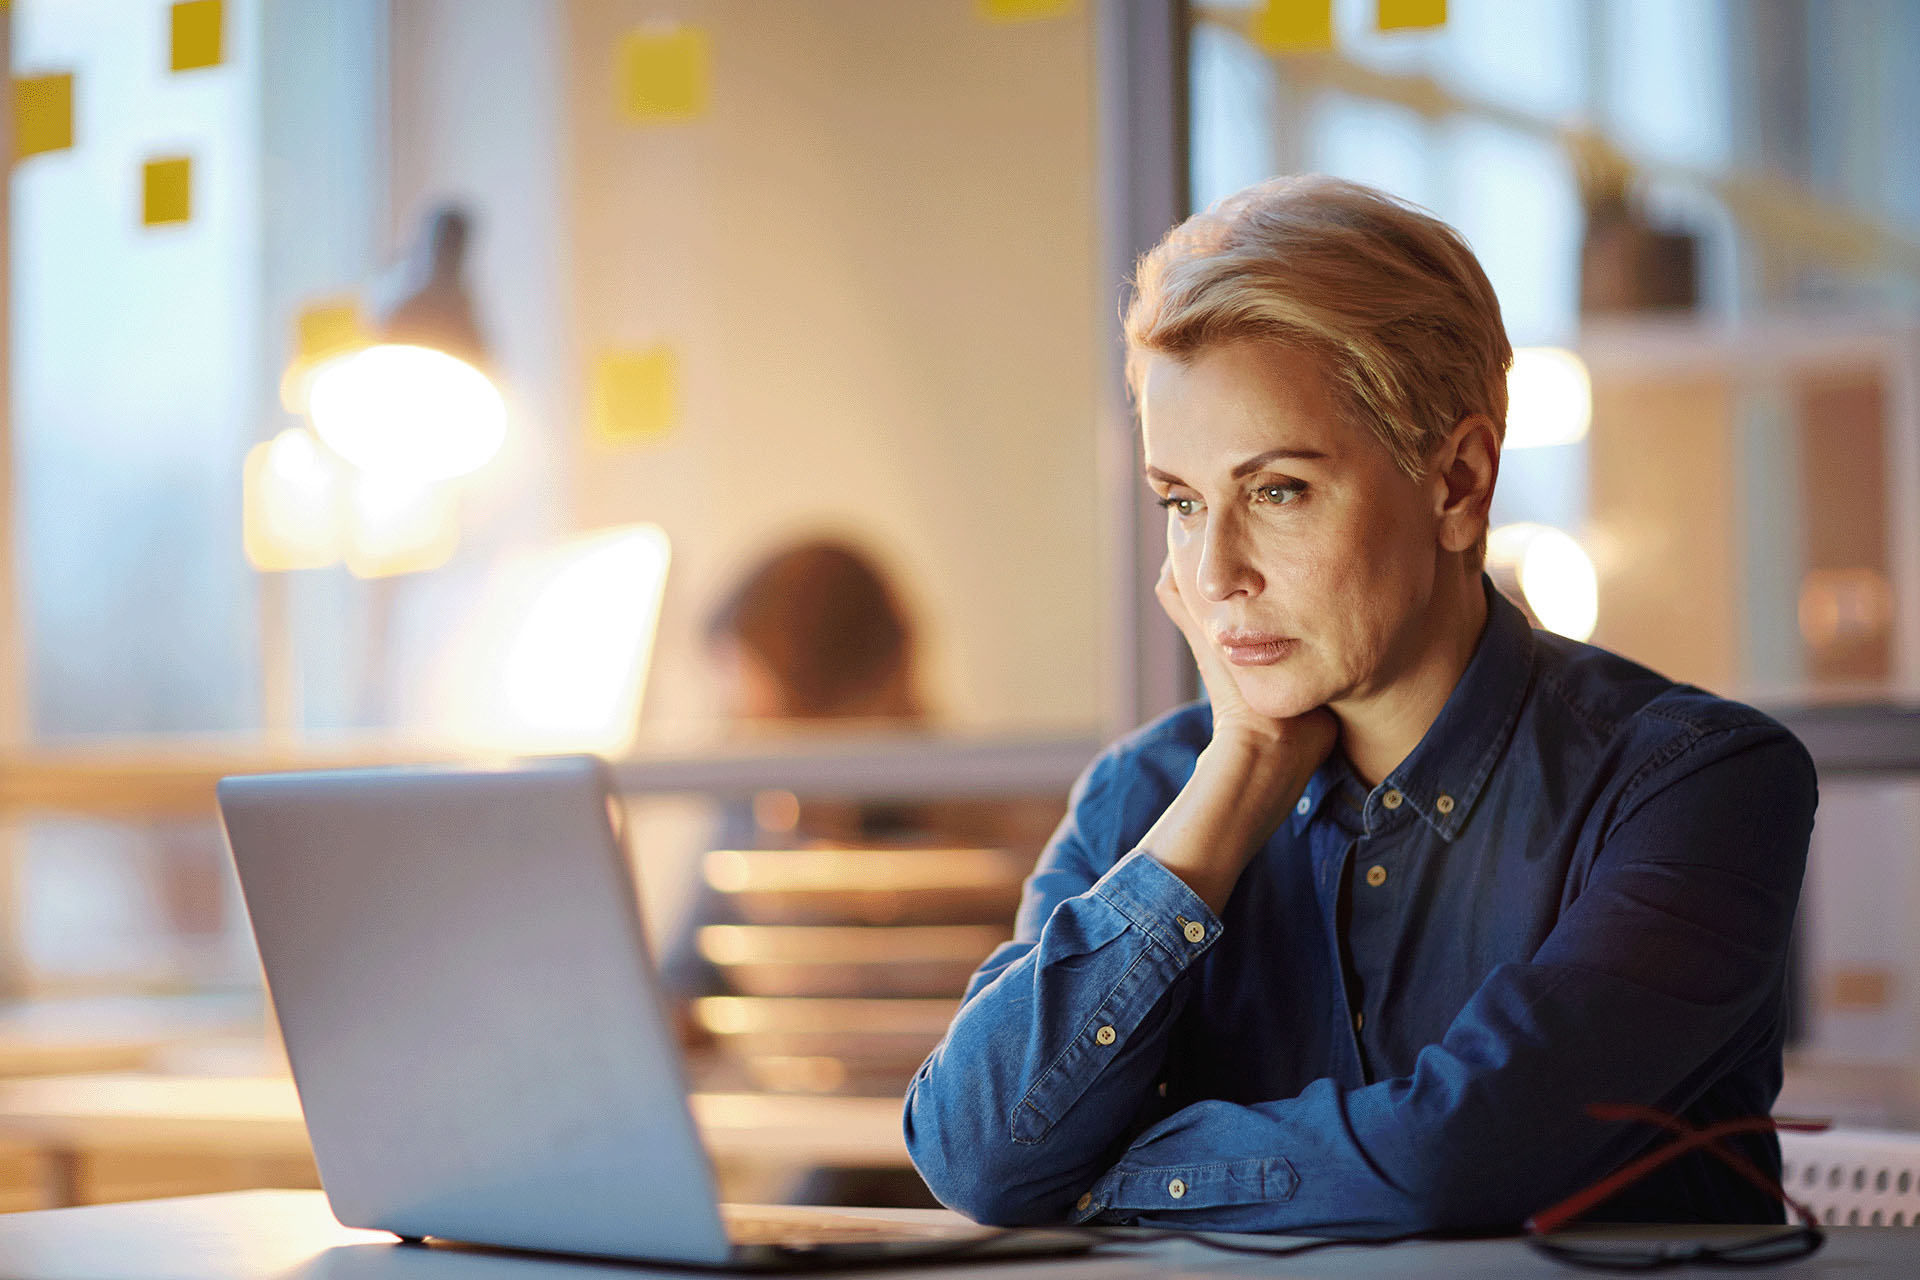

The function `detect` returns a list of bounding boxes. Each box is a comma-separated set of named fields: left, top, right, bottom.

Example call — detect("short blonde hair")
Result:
left=1125, top=176, right=1512, bottom=488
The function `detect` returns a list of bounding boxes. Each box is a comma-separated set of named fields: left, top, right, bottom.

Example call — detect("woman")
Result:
left=903, top=176, right=1816, bottom=1235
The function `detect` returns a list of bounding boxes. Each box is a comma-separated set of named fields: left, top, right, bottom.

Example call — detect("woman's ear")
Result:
left=1431, top=413, right=1501, bottom=555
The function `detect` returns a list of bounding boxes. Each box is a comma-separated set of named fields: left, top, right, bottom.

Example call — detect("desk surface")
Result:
left=0, top=1190, right=1911, bottom=1279
left=0, top=1074, right=910, bottom=1168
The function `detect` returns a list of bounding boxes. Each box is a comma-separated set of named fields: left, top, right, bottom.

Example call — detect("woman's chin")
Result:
left=1231, top=669, right=1327, bottom=722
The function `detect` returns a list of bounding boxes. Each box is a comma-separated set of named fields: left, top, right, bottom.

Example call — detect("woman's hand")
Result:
left=1144, top=557, right=1338, bottom=913
left=1154, top=556, right=1337, bottom=762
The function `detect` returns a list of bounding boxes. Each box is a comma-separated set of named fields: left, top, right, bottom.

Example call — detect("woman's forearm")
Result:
left=902, top=848, right=1223, bottom=1223
left=904, top=725, right=1321, bottom=1223
left=1138, top=737, right=1321, bottom=915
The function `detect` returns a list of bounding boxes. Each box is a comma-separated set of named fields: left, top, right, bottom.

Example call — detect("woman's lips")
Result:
left=1217, top=634, right=1297, bottom=666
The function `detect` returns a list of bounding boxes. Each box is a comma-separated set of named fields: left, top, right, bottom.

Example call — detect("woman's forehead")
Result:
left=1140, top=343, right=1357, bottom=476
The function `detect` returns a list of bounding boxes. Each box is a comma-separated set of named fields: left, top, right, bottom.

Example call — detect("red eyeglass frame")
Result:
left=1525, top=1103, right=1834, bottom=1239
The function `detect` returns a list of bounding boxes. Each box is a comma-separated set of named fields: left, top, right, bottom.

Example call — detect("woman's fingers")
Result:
left=1156, top=557, right=1247, bottom=714
left=1154, top=556, right=1203, bottom=651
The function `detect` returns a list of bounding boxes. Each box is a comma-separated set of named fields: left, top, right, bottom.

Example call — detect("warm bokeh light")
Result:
left=343, top=473, right=460, bottom=579
left=242, top=427, right=343, bottom=571
left=1505, top=347, right=1592, bottom=449
left=1489, top=522, right=1599, bottom=642
left=306, top=343, right=507, bottom=483
left=431, top=524, right=671, bottom=754
left=501, top=527, right=670, bottom=745
left=1798, top=567, right=1893, bottom=650
left=278, top=357, right=322, bottom=417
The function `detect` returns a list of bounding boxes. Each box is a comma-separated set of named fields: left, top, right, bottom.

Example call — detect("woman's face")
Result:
left=1140, top=340, right=1450, bottom=721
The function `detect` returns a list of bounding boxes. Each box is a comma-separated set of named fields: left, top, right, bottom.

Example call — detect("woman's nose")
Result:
left=1195, top=515, right=1261, bottom=602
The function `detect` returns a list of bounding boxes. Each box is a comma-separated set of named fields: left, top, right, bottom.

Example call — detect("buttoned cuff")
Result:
left=1005, top=848, right=1224, bottom=1146
left=1075, top=1156, right=1299, bottom=1223
left=1088, top=847, right=1223, bottom=958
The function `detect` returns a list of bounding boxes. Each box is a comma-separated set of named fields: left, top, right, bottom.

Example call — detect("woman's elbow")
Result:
left=919, top=1171, right=1057, bottom=1227
left=903, top=1080, right=1072, bottom=1226
left=915, top=1165, right=1075, bottom=1227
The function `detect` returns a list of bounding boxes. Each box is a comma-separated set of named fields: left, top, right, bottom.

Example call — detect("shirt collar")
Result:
left=1291, top=575, right=1534, bottom=843
left=1289, top=755, right=1353, bottom=834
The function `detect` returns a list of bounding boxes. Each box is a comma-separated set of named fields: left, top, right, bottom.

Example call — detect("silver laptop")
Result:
left=217, top=756, right=1087, bottom=1269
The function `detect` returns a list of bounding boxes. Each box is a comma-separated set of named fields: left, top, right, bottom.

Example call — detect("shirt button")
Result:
left=1181, top=919, right=1205, bottom=944
left=1157, top=1081, right=1168, bottom=1097
left=1076, top=1193, right=1092, bottom=1212
left=1167, top=1178, right=1186, bottom=1199
left=1365, top=864, right=1387, bottom=887
left=1381, top=789, right=1403, bottom=810
left=1095, top=1024, right=1117, bottom=1046
left=1354, top=1011, right=1365, bottom=1031
left=1295, top=795, right=1311, bottom=815
left=1435, top=794, right=1455, bottom=815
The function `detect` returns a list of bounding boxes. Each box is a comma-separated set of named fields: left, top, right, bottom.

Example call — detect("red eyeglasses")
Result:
left=1524, top=1103, right=1832, bottom=1271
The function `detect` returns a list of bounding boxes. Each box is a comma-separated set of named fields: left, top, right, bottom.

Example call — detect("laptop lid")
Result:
left=218, top=756, right=735, bottom=1265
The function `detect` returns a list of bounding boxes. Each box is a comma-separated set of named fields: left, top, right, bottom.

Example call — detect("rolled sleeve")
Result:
left=904, top=748, right=1229, bottom=1224
left=1009, top=851, right=1221, bottom=1144
left=1089, top=848, right=1223, bottom=957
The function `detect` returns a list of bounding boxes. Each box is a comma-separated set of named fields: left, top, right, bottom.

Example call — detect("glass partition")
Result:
left=8, top=0, right=1110, bottom=762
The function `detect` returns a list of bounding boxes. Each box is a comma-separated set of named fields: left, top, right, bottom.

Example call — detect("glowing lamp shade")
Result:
left=1505, top=347, right=1592, bottom=449
left=433, top=525, right=671, bottom=754
left=1489, top=522, right=1599, bottom=642
left=306, top=343, right=507, bottom=483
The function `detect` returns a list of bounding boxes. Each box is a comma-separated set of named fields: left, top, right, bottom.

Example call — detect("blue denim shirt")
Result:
left=903, top=579, right=1817, bottom=1234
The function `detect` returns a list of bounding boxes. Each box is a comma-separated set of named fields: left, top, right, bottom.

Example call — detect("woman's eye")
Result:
left=1255, top=482, right=1305, bottom=506
left=1156, top=495, right=1200, bottom=518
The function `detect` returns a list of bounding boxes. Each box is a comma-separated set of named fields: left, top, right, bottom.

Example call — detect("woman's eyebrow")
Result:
left=1143, top=447, right=1328, bottom=487
left=1230, top=447, right=1327, bottom=477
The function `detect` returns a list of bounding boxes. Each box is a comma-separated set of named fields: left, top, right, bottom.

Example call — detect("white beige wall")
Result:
left=565, top=1, right=1105, bottom=735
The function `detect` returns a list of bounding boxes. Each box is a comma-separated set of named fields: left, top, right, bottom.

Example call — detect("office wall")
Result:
left=563, top=1, right=1105, bottom=736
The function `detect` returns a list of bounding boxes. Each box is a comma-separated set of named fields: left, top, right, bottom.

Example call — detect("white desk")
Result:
left=0, top=1190, right=1912, bottom=1279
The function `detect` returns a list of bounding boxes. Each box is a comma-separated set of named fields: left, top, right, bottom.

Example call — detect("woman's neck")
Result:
left=1333, top=569, right=1489, bottom=790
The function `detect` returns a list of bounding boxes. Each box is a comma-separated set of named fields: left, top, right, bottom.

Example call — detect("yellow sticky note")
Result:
left=170, top=0, right=224, bottom=71
left=619, top=27, right=709, bottom=124
left=977, top=0, right=1076, bottom=21
left=591, top=347, right=679, bottom=445
left=15, top=72, right=74, bottom=158
left=143, top=156, right=192, bottom=226
left=1378, top=0, right=1445, bottom=31
left=295, top=300, right=368, bottom=362
left=1250, top=0, right=1334, bottom=53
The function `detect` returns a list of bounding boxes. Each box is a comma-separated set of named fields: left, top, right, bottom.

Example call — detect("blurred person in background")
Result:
left=661, top=537, right=946, bottom=1208
left=904, top=176, right=1817, bottom=1236
left=709, top=539, right=924, bottom=727
left=661, top=537, right=928, bottom=1006
left=705, top=538, right=930, bottom=848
